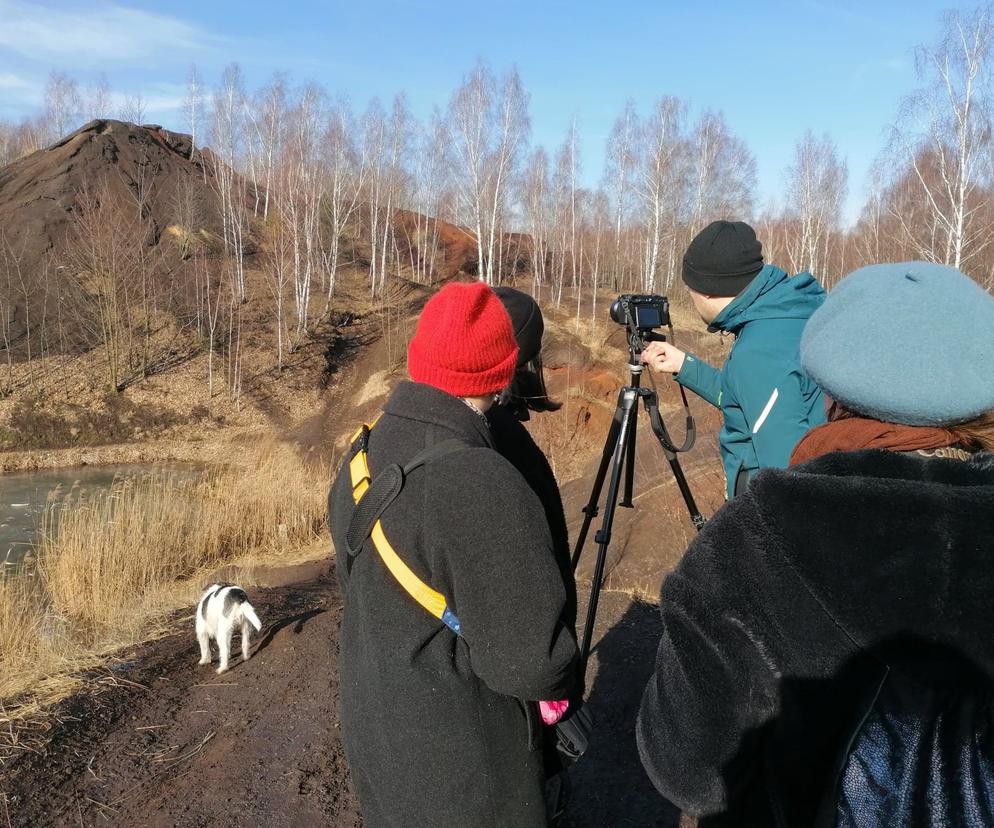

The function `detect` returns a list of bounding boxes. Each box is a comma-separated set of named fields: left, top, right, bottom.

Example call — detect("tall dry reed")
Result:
left=0, top=440, right=328, bottom=704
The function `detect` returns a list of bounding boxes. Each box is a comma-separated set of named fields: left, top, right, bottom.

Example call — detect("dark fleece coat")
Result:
left=487, top=402, right=576, bottom=630
left=637, top=449, right=994, bottom=826
left=328, top=381, right=578, bottom=828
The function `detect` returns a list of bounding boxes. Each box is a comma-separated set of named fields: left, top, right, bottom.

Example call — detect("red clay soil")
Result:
left=392, top=208, right=533, bottom=281
left=1, top=561, right=689, bottom=827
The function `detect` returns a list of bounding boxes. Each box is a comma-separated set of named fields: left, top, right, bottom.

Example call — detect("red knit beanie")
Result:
left=408, top=282, right=519, bottom=397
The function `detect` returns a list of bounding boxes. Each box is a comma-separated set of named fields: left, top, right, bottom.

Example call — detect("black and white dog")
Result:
left=195, top=584, right=263, bottom=674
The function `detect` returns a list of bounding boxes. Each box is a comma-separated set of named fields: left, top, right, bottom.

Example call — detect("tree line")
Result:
left=0, top=4, right=992, bottom=399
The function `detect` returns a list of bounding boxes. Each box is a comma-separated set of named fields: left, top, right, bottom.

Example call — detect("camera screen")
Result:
left=636, top=306, right=662, bottom=328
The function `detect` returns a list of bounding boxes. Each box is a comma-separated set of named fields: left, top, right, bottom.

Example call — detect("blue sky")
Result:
left=0, top=0, right=960, bottom=223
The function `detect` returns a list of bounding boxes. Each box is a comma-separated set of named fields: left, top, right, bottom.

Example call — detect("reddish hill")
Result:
left=392, top=209, right=533, bottom=281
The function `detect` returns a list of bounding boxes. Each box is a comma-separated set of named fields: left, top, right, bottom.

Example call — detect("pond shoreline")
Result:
left=0, top=429, right=263, bottom=474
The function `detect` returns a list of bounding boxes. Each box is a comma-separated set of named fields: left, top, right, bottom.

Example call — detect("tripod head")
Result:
left=608, top=289, right=701, bottom=477
left=613, top=293, right=670, bottom=362
left=627, top=328, right=668, bottom=362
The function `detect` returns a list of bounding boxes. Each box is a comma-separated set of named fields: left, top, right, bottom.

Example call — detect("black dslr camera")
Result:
left=610, top=294, right=670, bottom=332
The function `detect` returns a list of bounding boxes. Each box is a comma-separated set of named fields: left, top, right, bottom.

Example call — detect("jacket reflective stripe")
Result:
left=752, top=388, right=779, bottom=434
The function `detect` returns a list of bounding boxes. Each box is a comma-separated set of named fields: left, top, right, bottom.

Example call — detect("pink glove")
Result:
left=538, top=699, right=569, bottom=725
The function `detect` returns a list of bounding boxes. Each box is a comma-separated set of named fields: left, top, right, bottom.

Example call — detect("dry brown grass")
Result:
left=0, top=440, right=329, bottom=708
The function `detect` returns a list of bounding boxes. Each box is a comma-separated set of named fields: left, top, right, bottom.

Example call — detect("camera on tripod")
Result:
left=571, top=287, right=705, bottom=678
left=610, top=294, right=670, bottom=333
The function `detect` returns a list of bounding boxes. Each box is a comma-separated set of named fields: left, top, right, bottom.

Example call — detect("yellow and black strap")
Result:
left=345, top=420, right=464, bottom=636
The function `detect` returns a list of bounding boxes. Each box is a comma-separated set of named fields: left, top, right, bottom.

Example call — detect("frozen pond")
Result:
left=1, top=464, right=202, bottom=568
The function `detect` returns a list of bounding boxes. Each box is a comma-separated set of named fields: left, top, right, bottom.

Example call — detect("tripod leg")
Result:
left=621, top=367, right=642, bottom=508
left=571, top=391, right=625, bottom=572
left=579, top=388, right=639, bottom=671
left=620, top=402, right=638, bottom=508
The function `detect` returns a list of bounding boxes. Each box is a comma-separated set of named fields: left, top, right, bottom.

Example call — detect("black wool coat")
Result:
left=328, top=381, right=578, bottom=828
left=487, top=403, right=576, bottom=631
left=637, top=449, right=994, bottom=827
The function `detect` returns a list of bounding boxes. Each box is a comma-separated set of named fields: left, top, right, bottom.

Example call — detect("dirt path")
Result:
left=3, top=564, right=360, bottom=827
left=2, top=563, right=683, bottom=827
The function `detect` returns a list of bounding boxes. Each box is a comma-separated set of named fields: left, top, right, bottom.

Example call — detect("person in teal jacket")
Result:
left=642, top=220, right=826, bottom=497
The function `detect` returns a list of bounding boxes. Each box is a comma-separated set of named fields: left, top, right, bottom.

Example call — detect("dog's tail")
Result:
left=241, top=602, right=263, bottom=632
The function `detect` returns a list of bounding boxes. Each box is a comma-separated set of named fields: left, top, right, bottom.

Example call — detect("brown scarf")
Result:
left=790, top=417, right=960, bottom=466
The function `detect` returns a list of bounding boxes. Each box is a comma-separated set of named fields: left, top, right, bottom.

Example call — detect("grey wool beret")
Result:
left=801, top=262, right=994, bottom=426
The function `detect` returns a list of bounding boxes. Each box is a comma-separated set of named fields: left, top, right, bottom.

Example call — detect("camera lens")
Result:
left=609, top=299, right=625, bottom=325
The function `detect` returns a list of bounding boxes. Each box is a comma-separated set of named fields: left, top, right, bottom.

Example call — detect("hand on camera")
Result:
left=641, top=341, right=686, bottom=375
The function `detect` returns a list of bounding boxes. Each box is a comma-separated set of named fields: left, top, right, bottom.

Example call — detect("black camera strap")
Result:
left=645, top=375, right=696, bottom=454
left=637, top=321, right=697, bottom=455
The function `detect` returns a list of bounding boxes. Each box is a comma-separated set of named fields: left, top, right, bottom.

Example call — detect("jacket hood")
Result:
left=710, top=265, right=825, bottom=334
left=752, top=450, right=994, bottom=676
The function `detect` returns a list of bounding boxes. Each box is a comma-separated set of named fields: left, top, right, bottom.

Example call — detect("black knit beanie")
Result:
left=682, top=220, right=764, bottom=297
left=493, top=286, right=544, bottom=366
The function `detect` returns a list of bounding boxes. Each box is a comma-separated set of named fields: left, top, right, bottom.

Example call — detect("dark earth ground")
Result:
left=1, top=560, right=686, bottom=828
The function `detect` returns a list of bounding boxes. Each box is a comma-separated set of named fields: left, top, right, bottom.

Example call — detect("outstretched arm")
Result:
left=642, top=342, right=722, bottom=409
left=676, top=353, right=723, bottom=408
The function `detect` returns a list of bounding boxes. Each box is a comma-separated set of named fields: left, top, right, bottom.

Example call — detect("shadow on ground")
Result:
left=564, top=594, right=683, bottom=827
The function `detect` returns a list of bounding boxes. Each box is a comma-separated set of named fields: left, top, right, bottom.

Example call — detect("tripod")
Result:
left=571, top=338, right=706, bottom=669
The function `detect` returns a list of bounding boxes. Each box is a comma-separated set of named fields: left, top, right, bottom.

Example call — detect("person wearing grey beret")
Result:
left=798, top=261, right=994, bottom=430
left=637, top=263, right=994, bottom=826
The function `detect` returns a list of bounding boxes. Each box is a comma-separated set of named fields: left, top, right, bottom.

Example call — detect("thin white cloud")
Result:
left=0, top=72, right=31, bottom=89
left=0, top=71, right=40, bottom=113
left=141, top=84, right=187, bottom=114
left=878, top=58, right=908, bottom=72
left=0, top=0, right=222, bottom=63
left=105, top=83, right=186, bottom=117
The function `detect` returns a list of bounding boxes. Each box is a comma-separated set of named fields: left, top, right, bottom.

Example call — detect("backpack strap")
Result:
left=345, top=420, right=467, bottom=636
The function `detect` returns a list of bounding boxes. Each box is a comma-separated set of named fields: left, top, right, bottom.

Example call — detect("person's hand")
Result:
left=641, top=341, right=686, bottom=375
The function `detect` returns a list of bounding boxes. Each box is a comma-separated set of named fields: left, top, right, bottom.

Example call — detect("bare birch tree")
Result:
left=278, top=82, right=326, bottom=336
left=784, top=130, right=848, bottom=276
left=209, top=63, right=248, bottom=299
left=119, top=93, right=147, bottom=125
left=891, top=4, right=994, bottom=271
left=265, top=209, right=293, bottom=372
left=634, top=97, right=687, bottom=292
left=64, top=180, right=142, bottom=392
left=448, top=62, right=530, bottom=284
left=406, top=109, right=450, bottom=283
left=524, top=147, right=551, bottom=291
left=604, top=100, right=637, bottom=290
left=246, top=73, right=287, bottom=218
left=43, top=71, right=81, bottom=140
left=320, top=99, right=365, bottom=304
left=374, top=96, right=411, bottom=295
left=184, top=64, right=203, bottom=159
left=84, top=74, right=113, bottom=121
left=689, top=110, right=757, bottom=234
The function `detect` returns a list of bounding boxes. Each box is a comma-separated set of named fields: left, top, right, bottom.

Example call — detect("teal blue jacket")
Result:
left=677, top=265, right=827, bottom=498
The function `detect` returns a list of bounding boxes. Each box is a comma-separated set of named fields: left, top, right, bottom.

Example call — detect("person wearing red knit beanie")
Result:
left=407, top=281, right=519, bottom=402
left=328, top=280, right=578, bottom=828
